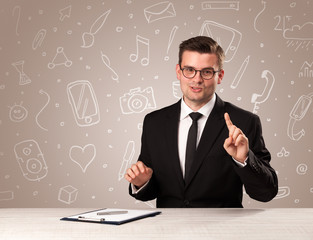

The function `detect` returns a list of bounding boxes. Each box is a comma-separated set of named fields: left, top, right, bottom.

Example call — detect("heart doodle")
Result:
left=69, top=144, right=96, bottom=173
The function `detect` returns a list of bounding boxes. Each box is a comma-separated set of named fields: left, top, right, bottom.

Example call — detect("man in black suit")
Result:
left=125, top=36, right=278, bottom=207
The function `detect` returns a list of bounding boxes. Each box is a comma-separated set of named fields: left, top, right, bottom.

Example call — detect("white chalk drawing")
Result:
left=277, top=147, right=290, bottom=158
left=0, top=191, right=14, bottom=201
left=274, top=15, right=292, bottom=32
left=144, top=1, right=176, bottom=23
left=14, top=139, right=48, bottom=181
left=231, top=55, right=250, bottom=89
left=251, top=70, right=275, bottom=114
left=284, top=22, right=313, bottom=40
left=100, top=51, right=119, bottom=82
left=81, top=9, right=111, bottom=48
left=130, top=35, right=150, bottom=66
left=299, top=61, right=313, bottom=78
left=12, top=60, right=32, bottom=85
left=8, top=102, right=28, bottom=122
left=164, top=25, right=178, bottom=61
left=59, top=5, right=71, bottom=21
left=67, top=80, right=100, bottom=127
left=12, top=5, right=21, bottom=36
left=69, top=144, right=96, bottom=173
left=274, top=186, right=290, bottom=199
left=32, top=29, right=46, bottom=50
left=253, top=1, right=266, bottom=33
left=172, top=81, right=182, bottom=99
left=118, top=141, right=135, bottom=181
left=201, top=1, right=239, bottom=11
left=58, top=185, right=78, bottom=204
left=120, top=87, right=156, bottom=114
left=287, top=92, right=313, bottom=141
left=35, top=89, right=50, bottom=131
left=296, top=163, right=308, bottom=175
left=48, top=47, right=72, bottom=69
left=199, top=21, right=241, bottom=62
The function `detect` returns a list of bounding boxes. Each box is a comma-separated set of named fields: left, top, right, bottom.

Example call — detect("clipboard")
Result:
left=60, top=208, right=161, bottom=225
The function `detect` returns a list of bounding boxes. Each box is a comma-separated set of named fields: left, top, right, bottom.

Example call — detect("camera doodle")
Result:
left=119, top=87, right=156, bottom=114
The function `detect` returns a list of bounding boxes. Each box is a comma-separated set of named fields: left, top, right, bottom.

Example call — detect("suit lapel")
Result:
left=164, top=101, right=185, bottom=187
left=184, top=95, right=226, bottom=188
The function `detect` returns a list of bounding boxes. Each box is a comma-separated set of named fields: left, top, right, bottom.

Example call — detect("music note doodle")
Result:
left=130, top=35, right=150, bottom=66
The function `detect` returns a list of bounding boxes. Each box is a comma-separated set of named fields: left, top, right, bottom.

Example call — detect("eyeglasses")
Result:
left=180, top=66, right=221, bottom=80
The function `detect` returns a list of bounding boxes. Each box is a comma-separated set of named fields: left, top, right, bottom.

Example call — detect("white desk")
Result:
left=0, top=208, right=312, bottom=239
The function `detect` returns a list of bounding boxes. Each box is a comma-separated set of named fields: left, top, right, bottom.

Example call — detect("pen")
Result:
left=97, top=210, right=128, bottom=215
left=78, top=216, right=105, bottom=222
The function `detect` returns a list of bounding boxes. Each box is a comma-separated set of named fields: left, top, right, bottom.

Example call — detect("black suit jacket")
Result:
left=129, top=95, right=278, bottom=207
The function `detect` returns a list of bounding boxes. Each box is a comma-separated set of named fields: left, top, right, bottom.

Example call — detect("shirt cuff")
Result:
left=232, top=156, right=248, bottom=168
left=131, top=180, right=149, bottom=194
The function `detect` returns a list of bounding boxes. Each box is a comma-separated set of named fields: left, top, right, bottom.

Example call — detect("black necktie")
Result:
left=185, top=112, right=202, bottom=182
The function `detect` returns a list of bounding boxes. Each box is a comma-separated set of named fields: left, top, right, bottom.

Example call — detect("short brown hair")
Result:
left=178, top=36, right=225, bottom=70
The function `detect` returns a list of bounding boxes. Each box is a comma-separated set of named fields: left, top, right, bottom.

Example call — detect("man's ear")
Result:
left=217, top=69, right=224, bottom=84
left=176, top=64, right=181, bottom=79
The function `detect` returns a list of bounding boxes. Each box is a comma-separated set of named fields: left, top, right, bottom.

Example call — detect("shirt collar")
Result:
left=180, top=93, right=216, bottom=120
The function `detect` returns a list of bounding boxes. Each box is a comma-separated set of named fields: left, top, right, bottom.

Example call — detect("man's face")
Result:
left=176, top=50, right=224, bottom=110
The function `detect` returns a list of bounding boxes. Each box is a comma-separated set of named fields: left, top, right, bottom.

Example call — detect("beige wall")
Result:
left=1, top=0, right=312, bottom=208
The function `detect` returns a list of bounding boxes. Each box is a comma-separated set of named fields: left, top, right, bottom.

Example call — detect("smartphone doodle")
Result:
left=67, top=80, right=100, bottom=127
left=287, top=92, right=313, bottom=141
left=251, top=70, right=275, bottom=113
left=199, top=20, right=242, bottom=62
left=14, top=139, right=48, bottom=181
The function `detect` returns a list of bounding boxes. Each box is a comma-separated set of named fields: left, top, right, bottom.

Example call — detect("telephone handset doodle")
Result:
left=251, top=70, right=275, bottom=113
left=199, top=21, right=242, bottom=62
left=287, top=92, right=313, bottom=141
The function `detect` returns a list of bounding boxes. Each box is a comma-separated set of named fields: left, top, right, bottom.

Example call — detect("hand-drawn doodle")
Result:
left=164, top=25, right=178, bottom=61
left=172, top=81, right=182, bottom=99
left=251, top=70, right=275, bottom=113
left=81, top=9, right=111, bottom=48
left=32, top=29, right=46, bottom=50
left=14, top=139, right=48, bottom=181
left=67, top=80, right=100, bottom=127
left=48, top=47, right=72, bottom=69
left=118, top=141, right=135, bottom=181
left=35, top=89, right=50, bottom=131
left=58, top=185, right=78, bottom=204
left=201, top=1, right=239, bottom=11
left=100, top=51, right=119, bottom=82
left=231, top=55, right=250, bottom=89
left=120, top=87, right=156, bottom=114
left=254, top=1, right=266, bottom=33
left=130, top=35, right=150, bottom=66
left=9, top=102, right=28, bottom=122
left=12, top=60, right=32, bottom=85
left=0, top=191, right=14, bottom=201
left=199, top=21, right=242, bottom=62
left=59, top=5, right=71, bottom=21
left=274, top=186, right=290, bottom=199
left=287, top=92, right=313, bottom=141
left=283, top=22, right=313, bottom=51
left=69, top=144, right=96, bottom=173
left=12, top=5, right=21, bottom=36
left=296, top=163, right=308, bottom=175
left=277, top=147, right=290, bottom=158
left=144, top=1, right=176, bottom=23
left=299, top=61, right=313, bottom=78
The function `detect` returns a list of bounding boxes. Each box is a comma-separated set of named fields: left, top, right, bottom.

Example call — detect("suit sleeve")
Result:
left=128, top=114, right=159, bottom=201
left=233, top=114, right=278, bottom=202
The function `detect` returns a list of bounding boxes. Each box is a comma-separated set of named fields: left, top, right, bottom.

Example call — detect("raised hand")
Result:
left=223, top=113, right=249, bottom=163
left=125, top=161, right=153, bottom=188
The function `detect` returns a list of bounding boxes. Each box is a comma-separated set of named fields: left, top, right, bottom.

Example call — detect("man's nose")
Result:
left=193, top=70, right=204, bottom=82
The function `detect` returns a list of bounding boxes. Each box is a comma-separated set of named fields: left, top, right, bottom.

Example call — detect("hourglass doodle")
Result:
left=12, top=60, right=32, bottom=85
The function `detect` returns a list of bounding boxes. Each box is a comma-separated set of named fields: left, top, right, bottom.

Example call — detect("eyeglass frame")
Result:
left=179, top=66, right=221, bottom=80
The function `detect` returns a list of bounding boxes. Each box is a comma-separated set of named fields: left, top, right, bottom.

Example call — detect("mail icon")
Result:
left=144, top=1, right=176, bottom=23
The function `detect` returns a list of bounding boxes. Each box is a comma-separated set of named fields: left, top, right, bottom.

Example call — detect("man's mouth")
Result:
left=190, top=86, right=202, bottom=92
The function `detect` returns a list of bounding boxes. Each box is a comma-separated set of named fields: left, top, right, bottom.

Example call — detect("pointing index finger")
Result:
left=224, top=112, right=233, bottom=130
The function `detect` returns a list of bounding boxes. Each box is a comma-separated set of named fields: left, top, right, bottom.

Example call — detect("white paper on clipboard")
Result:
left=61, top=208, right=161, bottom=225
